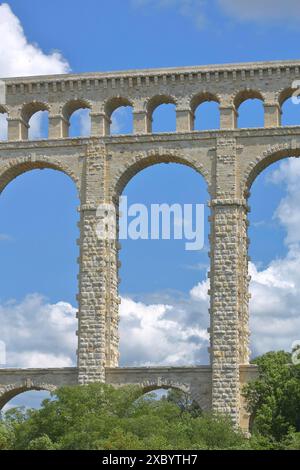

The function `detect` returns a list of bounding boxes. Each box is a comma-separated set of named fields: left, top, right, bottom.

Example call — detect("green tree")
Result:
left=244, top=351, right=300, bottom=442
left=164, top=389, right=202, bottom=417
left=1, top=383, right=246, bottom=450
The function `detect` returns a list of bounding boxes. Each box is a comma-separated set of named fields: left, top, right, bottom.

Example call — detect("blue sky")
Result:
left=1, top=0, right=300, bottom=408
left=5, top=0, right=300, bottom=71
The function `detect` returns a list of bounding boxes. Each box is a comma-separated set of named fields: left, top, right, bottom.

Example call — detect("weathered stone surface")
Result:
left=1, top=59, right=299, bottom=430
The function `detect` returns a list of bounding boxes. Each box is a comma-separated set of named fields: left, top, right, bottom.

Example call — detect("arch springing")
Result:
left=62, top=99, right=91, bottom=137
left=147, top=95, right=177, bottom=133
left=105, top=97, right=133, bottom=135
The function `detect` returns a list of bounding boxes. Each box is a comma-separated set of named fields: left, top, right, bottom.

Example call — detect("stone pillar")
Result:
left=77, top=142, right=119, bottom=384
left=176, top=109, right=194, bottom=132
left=264, top=102, right=281, bottom=127
left=220, top=105, right=238, bottom=129
left=91, top=112, right=110, bottom=137
left=89, top=112, right=110, bottom=136
left=133, top=111, right=150, bottom=134
left=7, top=117, right=28, bottom=141
left=77, top=204, right=107, bottom=383
left=239, top=211, right=251, bottom=365
left=49, top=114, right=68, bottom=139
left=210, top=199, right=249, bottom=425
left=209, top=137, right=250, bottom=425
left=104, top=221, right=120, bottom=368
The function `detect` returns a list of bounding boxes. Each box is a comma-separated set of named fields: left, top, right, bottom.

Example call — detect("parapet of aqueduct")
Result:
left=1, top=59, right=299, bottom=431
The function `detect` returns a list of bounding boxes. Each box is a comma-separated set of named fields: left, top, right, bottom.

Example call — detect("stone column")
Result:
left=7, top=116, right=28, bottom=141
left=220, top=105, right=238, bottom=129
left=264, top=102, right=281, bottom=127
left=49, top=113, right=68, bottom=139
left=91, top=112, right=110, bottom=137
left=133, top=111, right=150, bottom=134
left=176, top=108, right=194, bottom=132
left=77, top=142, right=119, bottom=384
left=209, top=137, right=250, bottom=426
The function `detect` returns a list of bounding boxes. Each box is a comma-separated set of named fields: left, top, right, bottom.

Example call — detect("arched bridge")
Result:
left=1, top=59, right=299, bottom=430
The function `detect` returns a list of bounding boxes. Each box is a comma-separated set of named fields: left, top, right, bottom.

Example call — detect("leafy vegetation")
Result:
left=0, top=351, right=300, bottom=450
left=0, top=384, right=246, bottom=450
left=243, top=350, right=300, bottom=448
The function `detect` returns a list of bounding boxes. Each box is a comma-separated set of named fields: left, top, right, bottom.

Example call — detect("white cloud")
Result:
left=119, top=290, right=209, bottom=366
left=187, top=159, right=300, bottom=360
left=0, top=3, right=69, bottom=139
left=249, top=253, right=300, bottom=356
left=247, top=158, right=300, bottom=357
left=218, top=0, right=300, bottom=22
left=268, top=159, right=300, bottom=245
left=0, top=294, right=77, bottom=368
left=0, top=288, right=209, bottom=370
left=0, top=3, right=69, bottom=79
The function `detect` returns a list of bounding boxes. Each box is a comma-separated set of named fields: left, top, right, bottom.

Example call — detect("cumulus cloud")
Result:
left=247, top=158, right=300, bottom=357
left=0, top=294, right=77, bottom=368
left=0, top=289, right=209, bottom=369
left=0, top=3, right=69, bottom=79
left=0, top=3, right=69, bottom=139
left=249, top=256, right=300, bottom=356
left=119, top=290, right=209, bottom=366
left=268, top=159, right=300, bottom=245
left=187, top=159, right=300, bottom=360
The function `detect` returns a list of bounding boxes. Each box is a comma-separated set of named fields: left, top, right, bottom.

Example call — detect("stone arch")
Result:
left=0, top=104, right=8, bottom=114
left=278, top=87, right=297, bottom=107
left=146, top=94, right=177, bottom=115
left=61, top=99, right=92, bottom=137
left=146, top=95, right=177, bottom=132
left=278, top=87, right=300, bottom=126
left=110, top=149, right=211, bottom=202
left=61, top=98, right=92, bottom=121
left=21, top=101, right=50, bottom=140
left=190, top=92, right=221, bottom=130
left=0, top=156, right=80, bottom=195
left=139, top=379, right=209, bottom=411
left=190, top=91, right=220, bottom=115
left=0, top=381, right=56, bottom=410
left=141, top=379, right=190, bottom=395
left=104, top=96, right=134, bottom=134
left=242, top=143, right=300, bottom=196
left=21, top=101, right=50, bottom=123
left=104, top=96, right=133, bottom=119
left=233, top=89, right=265, bottom=110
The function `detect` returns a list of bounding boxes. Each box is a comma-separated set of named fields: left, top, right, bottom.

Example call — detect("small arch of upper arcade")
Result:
left=190, top=92, right=221, bottom=131
left=103, top=96, right=134, bottom=135
left=1, top=61, right=300, bottom=141
left=61, top=98, right=92, bottom=137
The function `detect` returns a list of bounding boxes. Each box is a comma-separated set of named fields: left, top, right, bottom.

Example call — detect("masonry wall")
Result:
left=1, top=59, right=300, bottom=428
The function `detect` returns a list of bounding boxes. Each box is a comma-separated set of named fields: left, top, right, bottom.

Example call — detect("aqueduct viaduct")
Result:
left=0, top=59, right=299, bottom=430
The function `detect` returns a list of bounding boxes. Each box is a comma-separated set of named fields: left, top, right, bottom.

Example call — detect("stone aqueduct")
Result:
left=0, top=59, right=299, bottom=430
